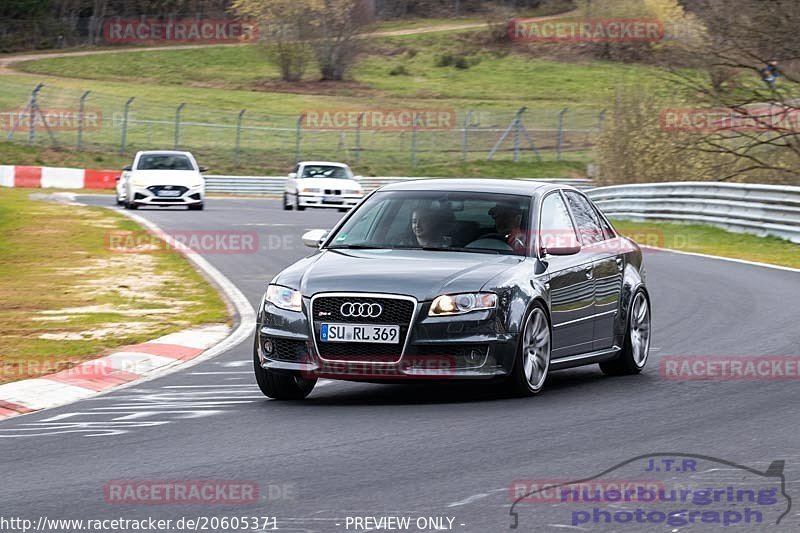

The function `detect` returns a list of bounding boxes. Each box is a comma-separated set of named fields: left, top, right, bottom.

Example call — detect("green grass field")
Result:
left=0, top=24, right=674, bottom=177
left=612, top=219, right=800, bottom=269
left=0, top=188, right=228, bottom=383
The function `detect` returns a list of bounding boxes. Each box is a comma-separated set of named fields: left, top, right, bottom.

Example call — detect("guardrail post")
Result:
left=556, top=107, right=568, bottom=161
left=462, top=110, right=471, bottom=161
left=77, top=90, right=90, bottom=149
left=120, top=97, right=134, bottom=154
left=234, top=109, right=245, bottom=166
left=174, top=102, right=185, bottom=149
left=295, top=114, right=304, bottom=163
left=355, top=112, right=364, bottom=164
left=410, top=115, right=420, bottom=166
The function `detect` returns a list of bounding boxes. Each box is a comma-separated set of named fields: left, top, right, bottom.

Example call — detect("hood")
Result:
left=298, top=177, right=360, bottom=191
left=129, top=169, right=203, bottom=187
left=274, top=249, right=523, bottom=301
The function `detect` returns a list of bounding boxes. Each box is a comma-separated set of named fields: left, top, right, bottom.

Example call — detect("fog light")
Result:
left=464, top=349, right=483, bottom=365
left=263, top=339, right=273, bottom=354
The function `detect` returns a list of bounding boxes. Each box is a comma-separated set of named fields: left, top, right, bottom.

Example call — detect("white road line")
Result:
left=642, top=245, right=800, bottom=274
left=189, top=371, right=252, bottom=375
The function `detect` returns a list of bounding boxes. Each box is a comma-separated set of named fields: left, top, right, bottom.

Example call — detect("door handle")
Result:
left=584, top=266, right=593, bottom=279
left=615, top=257, right=624, bottom=270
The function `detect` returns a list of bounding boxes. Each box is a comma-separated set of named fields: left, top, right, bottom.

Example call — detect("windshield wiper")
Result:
left=328, top=244, right=388, bottom=250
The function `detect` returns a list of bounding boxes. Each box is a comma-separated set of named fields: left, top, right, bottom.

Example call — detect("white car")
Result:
left=283, top=161, right=364, bottom=212
left=116, top=150, right=207, bottom=210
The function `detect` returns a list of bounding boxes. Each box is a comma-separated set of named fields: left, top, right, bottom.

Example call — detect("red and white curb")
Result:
left=0, top=325, right=230, bottom=420
left=0, top=193, right=257, bottom=421
left=0, top=164, right=119, bottom=189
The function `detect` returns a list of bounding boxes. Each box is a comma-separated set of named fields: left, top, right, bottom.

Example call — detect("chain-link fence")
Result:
left=0, top=80, right=603, bottom=171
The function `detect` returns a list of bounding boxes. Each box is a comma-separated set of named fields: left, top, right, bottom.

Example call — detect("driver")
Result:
left=488, top=202, right=526, bottom=251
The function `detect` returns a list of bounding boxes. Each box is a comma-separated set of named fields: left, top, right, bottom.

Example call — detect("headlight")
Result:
left=300, top=187, right=321, bottom=193
left=429, top=292, right=497, bottom=316
left=131, top=179, right=146, bottom=187
left=345, top=188, right=363, bottom=195
left=265, top=284, right=302, bottom=312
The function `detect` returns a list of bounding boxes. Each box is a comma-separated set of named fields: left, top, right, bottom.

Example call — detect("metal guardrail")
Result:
left=586, top=182, right=800, bottom=243
left=203, top=176, right=592, bottom=195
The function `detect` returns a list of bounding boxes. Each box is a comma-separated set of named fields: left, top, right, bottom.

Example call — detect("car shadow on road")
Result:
left=298, top=368, right=661, bottom=406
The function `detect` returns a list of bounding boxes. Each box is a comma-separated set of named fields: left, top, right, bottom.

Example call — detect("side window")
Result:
left=564, top=191, right=605, bottom=245
left=592, top=204, right=616, bottom=240
left=539, top=192, right=578, bottom=251
left=331, top=199, right=387, bottom=244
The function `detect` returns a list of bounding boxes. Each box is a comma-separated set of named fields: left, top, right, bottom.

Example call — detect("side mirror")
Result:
left=122, top=165, right=132, bottom=171
left=302, top=229, right=328, bottom=248
left=539, top=231, right=582, bottom=256
left=288, top=172, right=297, bottom=179
left=115, top=175, right=121, bottom=182
left=198, top=166, right=209, bottom=173
left=543, top=242, right=581, bottom=256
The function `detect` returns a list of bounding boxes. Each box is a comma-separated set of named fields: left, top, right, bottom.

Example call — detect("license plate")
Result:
left=157, top=190, right=181, bottom=197
left=322, top=196, right=342, bottom=204
left=320, top=324, right=400, bottom=344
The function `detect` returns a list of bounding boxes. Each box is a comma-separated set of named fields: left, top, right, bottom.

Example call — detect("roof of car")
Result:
left=136, top=150, right=193, bottom=156
left=298, top=161, right=349, bottom=167
left=378, top=178, right=568, bottom=195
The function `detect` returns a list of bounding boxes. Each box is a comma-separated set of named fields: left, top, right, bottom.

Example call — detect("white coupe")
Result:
left=283, top=161, right=364, bottom=212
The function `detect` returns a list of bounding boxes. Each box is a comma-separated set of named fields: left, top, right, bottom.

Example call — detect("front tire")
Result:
left=124, top=201, right=138, bottom=210
left=600, top=289, right=651, bottom=376
left=295, top=194, right=306, bottom=211
left=253, top=339, right=316, bottom=400
left=283, top=193, right=293, bottom=211
left=188, top=202, right=204, bottom=211
left=508, top=303, right=551, bottom=396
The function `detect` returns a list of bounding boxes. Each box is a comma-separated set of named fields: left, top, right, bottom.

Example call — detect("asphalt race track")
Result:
left=2, top=196, right=799, bottom=532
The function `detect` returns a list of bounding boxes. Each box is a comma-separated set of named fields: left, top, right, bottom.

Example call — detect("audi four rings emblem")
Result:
left=340, top=302, right=383, bottom=318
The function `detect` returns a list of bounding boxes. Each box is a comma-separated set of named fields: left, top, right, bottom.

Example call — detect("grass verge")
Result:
left=0, top=188, right=228, bottom=384
left=612, top=219, right=800, bottom=270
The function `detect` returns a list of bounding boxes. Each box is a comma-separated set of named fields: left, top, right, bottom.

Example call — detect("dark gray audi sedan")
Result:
left=255, top=179, right=651, bottom=399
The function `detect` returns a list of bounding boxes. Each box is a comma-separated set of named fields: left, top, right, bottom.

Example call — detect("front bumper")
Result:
left=130, top=185, right=204, bottom=206
left=256, top=298, right=518, bottom=380
left=298, top=193, right=362, bottom=209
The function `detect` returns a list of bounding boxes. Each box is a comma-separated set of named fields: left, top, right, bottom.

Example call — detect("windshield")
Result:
left=327, top=190, right=531, bottom=256
left=301, top=165, right=352, bottom=179
left=137, top=154, right=195, bottom=171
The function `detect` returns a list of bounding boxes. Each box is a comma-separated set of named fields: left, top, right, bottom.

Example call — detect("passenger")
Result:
left=409, top=207, right=453, bottom=247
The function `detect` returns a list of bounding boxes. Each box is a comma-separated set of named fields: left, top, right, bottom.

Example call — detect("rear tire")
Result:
left=508, top=303, right=551, bottom=397
left=600, top=289, right=651, bottom=376
left=253, top=338, right=316, bottom=400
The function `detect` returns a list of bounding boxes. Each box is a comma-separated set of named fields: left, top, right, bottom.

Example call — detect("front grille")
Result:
left=263, top=337, right=309, bottom=362
left=312, top=295, right=416, bottom=362
left=148, top=185, right=188, bottom=196
left=324, top=189, right=342, bottom=195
